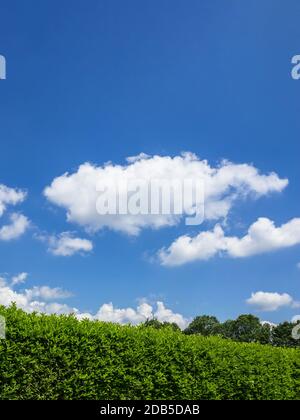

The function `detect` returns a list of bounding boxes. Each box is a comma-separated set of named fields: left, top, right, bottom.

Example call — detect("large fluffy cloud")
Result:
left=44, top=153, right=287, bottom=235
left=159, top=217, right=300, bottom=266
left=246, top=291, right=300, bottom=312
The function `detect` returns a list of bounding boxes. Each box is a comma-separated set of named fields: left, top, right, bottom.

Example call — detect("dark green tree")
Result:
left=184, top=315, right=220, bottom=336
left=272, top=322, right=300, bottom=348
left=221, top=314, right=271, bottom=344
left=142, top=318, right=180, bottom=331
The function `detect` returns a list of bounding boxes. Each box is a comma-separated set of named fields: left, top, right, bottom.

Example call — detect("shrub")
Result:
left=0, top=305, right=299, bottom=400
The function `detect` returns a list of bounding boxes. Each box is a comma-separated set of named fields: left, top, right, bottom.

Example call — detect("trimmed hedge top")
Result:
left=0, top=305, right=299, bottom=400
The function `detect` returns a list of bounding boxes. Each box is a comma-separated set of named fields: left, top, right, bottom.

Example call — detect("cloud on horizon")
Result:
left=0, top=275, right=189, bottom=329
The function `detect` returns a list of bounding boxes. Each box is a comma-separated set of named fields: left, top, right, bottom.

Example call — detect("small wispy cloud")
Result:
left=11, top=272, right=28, bottom=286
left=36, top=232, right=93, bottom=257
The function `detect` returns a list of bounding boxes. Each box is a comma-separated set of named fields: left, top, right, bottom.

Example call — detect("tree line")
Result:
left=143, top=315, right=300, bottom=348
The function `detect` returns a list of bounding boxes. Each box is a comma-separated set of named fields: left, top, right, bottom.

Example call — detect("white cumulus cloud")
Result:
left=0, top=213, right=30, bottom=241
left=225, top=217, right=300, bottom=258
left=0, top=277, right=74, bottom=314
left=68, top=301, right=189, bottom=329
left=0, top=276, right=188, bottom=329
left=0, top=184, right=26, bottom=217
left=0, top=184, right=29, bottom=241
left=44, top=153, right=287, bottom=235
left=25, top=286, right=72, bottom=300
left=246, top=291, right=299, bottom=312
left=159, top=217, right=300, bottom=266
left=40, top=232, right=93, bottom=256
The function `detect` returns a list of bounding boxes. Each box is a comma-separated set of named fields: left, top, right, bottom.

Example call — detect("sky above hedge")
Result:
left=0, top=0, right=300, bottom=325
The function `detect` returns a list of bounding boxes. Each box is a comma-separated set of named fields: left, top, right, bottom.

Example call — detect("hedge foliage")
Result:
left=0, top=305, right=299, bottom=400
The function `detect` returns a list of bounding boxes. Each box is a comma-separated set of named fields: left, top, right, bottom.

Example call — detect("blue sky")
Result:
left=0, top=0, right=300, bottom=326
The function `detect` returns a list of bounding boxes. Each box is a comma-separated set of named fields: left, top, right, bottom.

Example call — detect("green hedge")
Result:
left=0, top=305, right=299, bottom=400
